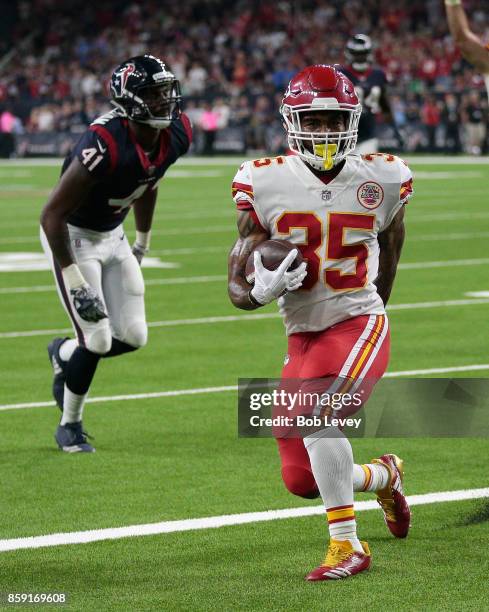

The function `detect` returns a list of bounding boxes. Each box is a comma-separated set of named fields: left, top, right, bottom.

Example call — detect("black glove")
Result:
left=71, top=286, right=108, bottom=323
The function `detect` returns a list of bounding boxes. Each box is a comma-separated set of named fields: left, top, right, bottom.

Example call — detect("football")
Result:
left=245, top=239, right=304, bottom=284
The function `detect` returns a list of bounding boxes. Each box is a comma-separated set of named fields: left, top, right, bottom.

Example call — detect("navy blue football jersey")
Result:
left=341, top=67, right=387, bottom=142
left=62, top=110, right=192, bottom=231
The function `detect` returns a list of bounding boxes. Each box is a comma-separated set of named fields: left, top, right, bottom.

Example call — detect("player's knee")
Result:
left=86, top=328, right=112, bottom=355
left=123, top=321, right=148, bottom=349
left=281, top=465, right=320, bottom=499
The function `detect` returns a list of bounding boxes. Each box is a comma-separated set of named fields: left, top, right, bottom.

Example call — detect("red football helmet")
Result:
left=280, top=64, right=361, bottom=170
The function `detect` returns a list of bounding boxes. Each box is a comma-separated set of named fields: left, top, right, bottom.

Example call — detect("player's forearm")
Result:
left=40, top=210, right=75, bottom=269
left=228, top=240, right=261, bottom=310
left=445, top=3, right=489, bottom=70
left=375, top=220, right=405, bottom=306
left=133, top=188, right=157, bottom=232
left=446, top=2, right=472, bottom=43
left=375, top=258, right=399, bottom=306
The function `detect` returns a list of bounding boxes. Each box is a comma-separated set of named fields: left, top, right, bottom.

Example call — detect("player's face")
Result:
left=301, top=111, right=347, bottom=134
left=139, top=83, right=175, bottom=117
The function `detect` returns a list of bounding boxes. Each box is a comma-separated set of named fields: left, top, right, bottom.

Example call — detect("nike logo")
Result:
left=51, top=356, right=62, bottom=375
left=97, top=140, right=107, bottom=154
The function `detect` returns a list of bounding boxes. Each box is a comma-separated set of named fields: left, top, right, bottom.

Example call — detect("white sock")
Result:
left=304, top=428, right=363, bottom=553
left=59, top=338, right=78, bottom=363
left=60, top=387, right=86, bottom=425
left=353, top=463, right=390, bottom=492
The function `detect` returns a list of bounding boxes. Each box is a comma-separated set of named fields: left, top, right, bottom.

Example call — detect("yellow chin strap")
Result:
left=313, top=143, right=337, bottom=170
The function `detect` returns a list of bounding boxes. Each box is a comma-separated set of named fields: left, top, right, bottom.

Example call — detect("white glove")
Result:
left=132, top=242, right=147, bottom=265
left=250, top=249, right=307, bottom=306
left=62, top=263, right=108, bottom=323
left=132, top=230, right=150, bottom=266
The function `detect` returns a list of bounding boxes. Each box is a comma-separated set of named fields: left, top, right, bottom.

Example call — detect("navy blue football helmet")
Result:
left=110, top=54, right=181, bottom=129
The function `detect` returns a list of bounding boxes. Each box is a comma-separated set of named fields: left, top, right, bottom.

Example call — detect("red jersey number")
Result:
left=276, top=211, right=375, bottom=291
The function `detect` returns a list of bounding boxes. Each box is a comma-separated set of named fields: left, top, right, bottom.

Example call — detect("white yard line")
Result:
left=2, top=209, right=489, bottom=242
left=1, top=297, right=489, bottom=340
left=1, top=226, right=486, bottom=256
left=465, top=291, right=489, bottom=298
left=1, top=363, right=488, bottom=412
left=0, top=226, right=234, bottom=244
left=0, top=487, right=487, bottom=552
left=1, top=256, right=489, bottom=295
left=410, top=231, right=489, bottom=242
left=409, top=212, right=489, bottom=222
left=412, top=171, right=482, bottom=179
left=398, top=258, right=489, bottom=270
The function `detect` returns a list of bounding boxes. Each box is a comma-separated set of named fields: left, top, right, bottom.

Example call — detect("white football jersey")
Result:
left=232, top=153, right=413, bottom=335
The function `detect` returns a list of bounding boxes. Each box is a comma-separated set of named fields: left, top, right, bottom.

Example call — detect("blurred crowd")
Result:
left=0, top=0, right=488, bottom=155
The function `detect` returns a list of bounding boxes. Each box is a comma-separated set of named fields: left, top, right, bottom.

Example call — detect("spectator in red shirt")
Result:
left=421, top=95, right=441, bottom=151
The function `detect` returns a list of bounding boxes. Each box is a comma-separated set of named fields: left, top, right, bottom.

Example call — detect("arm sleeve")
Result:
left=169, top=112, right=193, bottom=158
left=380, top=157, right=413, bottom=231
left=232, top=162, right=255, bottom=210
left=72, top=127, right=114, bottom=179
left=399, top=159, right=414, bottom=205
left=231, top=162, right=268, bottom=233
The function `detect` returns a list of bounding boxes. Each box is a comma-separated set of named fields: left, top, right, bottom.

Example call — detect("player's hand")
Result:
left=250, top=249, right=307, bottom=305
left=70, top=285, right=108, bottom=323
left=132, top=242, right=147, bottom=265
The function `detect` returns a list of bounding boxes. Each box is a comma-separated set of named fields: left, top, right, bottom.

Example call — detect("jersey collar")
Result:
left=126, top=120, right=170, bottom=173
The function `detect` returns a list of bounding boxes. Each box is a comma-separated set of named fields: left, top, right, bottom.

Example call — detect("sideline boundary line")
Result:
left=0, top=155, right=488, bottom=167
left=1, top=487, right=488, bottom=552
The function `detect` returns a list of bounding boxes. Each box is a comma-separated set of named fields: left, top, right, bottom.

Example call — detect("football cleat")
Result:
left=372, top=453, right=411, bottom=538
left=306, top=539, right=371, bottom=581
left=55, top=422, right=95, bottom=453
left=47, top=337, right=69, bottom=411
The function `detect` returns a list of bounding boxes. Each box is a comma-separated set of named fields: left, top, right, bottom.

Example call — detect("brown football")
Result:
left=245, top=239, right=304, bottom=284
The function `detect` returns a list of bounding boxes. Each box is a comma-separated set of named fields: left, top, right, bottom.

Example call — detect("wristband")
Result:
left=135, top=230, right=151, bottom=251
left=444, top=0, right=461, bottom=5
left=62, top=263, right=86, bottom=290
left=248, top=288, right=262, bottom=306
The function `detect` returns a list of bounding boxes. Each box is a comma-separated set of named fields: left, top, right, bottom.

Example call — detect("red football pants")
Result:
left=276, top=314, right=390, bottom=499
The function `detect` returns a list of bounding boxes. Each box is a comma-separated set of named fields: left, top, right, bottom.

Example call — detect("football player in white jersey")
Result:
left=445, top=0, right=489, bottom=97
left=228, top=65, right=413, bottom=581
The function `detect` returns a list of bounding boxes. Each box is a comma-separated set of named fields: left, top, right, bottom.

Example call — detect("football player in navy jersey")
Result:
left=341, top=34, right=400, bottom=154
left=40, top=54, right=192, bottom=452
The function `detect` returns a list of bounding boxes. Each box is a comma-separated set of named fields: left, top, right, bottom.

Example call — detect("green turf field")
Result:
left=0, top=157, right=488, bottom=611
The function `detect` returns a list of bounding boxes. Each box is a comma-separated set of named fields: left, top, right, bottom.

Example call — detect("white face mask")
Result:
left=281, top=104, right=362, bottom=170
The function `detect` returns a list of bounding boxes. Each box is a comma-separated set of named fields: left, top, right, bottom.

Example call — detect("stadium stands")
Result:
left=0, top=0, right=488, bottom=156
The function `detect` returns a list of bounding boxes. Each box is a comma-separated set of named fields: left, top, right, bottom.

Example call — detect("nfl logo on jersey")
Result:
left=321, top=190, right=332, bottom=201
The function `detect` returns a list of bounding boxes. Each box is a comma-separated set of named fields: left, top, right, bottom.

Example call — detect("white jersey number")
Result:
left=355, top=85, right=382, bottom=114
left=109, top=185, right=148, bottom=213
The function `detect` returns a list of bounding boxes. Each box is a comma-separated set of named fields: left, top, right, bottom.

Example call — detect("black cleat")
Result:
left=47, top=337, right=69, bottom=411
left=55, top=422, right=95, bottom=453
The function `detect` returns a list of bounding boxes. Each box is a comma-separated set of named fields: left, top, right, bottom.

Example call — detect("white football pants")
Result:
left=40, top=224, right=147, bottom=355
